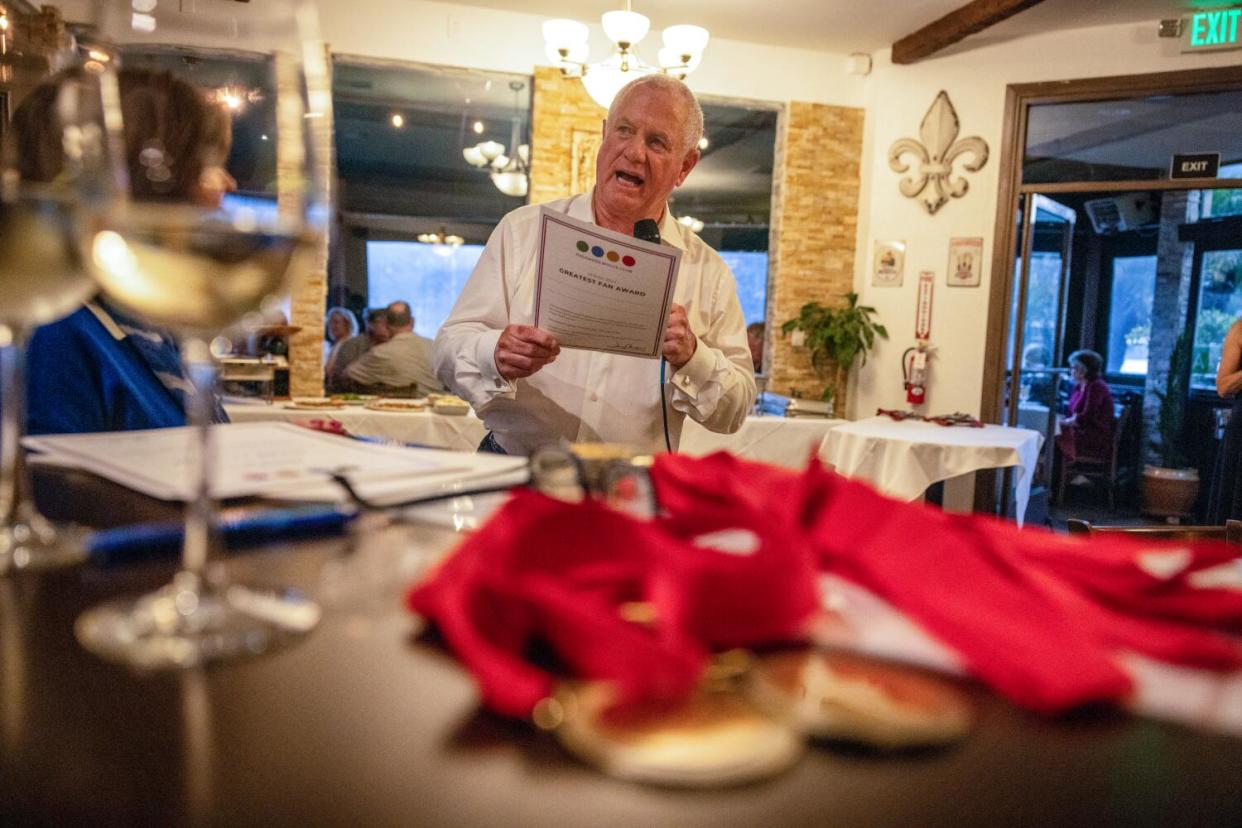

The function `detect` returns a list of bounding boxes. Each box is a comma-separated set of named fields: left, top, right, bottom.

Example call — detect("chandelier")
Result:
left=542, top=1, right=709, bottom=110
left=462, top=80, right=530, bottom=198
left=417, top=229, right=465, bottom=257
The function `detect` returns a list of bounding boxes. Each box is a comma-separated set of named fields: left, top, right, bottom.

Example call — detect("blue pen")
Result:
left=87, top=505, right=358, bottom=567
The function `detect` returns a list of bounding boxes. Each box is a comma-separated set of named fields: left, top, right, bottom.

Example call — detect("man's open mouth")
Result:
left=615, top=171, right=644, bottom=187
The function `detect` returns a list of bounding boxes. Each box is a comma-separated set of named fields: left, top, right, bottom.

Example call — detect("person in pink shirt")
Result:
left=1056, top=349, right=1114, bottom=463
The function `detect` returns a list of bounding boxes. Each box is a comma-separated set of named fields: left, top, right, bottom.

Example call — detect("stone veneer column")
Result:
left=766, top=101, right=865, bottom=410
left=529, top=66, right=606, bottom=205
left=286, top=48, right=334, bottom=397
left=1142, top=190, right=1200, bottom=465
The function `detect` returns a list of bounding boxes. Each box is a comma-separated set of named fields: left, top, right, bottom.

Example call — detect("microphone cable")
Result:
left=634, top=219, right=673, bottom=454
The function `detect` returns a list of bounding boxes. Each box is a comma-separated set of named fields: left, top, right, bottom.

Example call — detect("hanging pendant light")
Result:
left=543, top=1, right=709, bottom=109
left=462, top=80, right=529, bottom=199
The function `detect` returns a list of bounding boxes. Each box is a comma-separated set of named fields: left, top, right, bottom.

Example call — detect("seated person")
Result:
left=323, top=307, right=358, bottom=364
left=22, top=68, right=232, bottom=434
left=344, top=301, right=444, bottom=396
left=1055, top=349, right=1114, bottom=463
left=747, top=322, right=764, bottom=374
left=326, top=307, right=389, bottom=392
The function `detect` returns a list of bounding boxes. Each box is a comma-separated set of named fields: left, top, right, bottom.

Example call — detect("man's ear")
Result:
left=675, top=148, right=701, bottom=187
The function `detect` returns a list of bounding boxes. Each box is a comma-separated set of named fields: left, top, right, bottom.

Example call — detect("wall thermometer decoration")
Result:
left=915, top=271, right=934, bottom=341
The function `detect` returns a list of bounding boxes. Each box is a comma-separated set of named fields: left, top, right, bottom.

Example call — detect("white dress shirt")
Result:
left=433, top=192, right=756, bottom=455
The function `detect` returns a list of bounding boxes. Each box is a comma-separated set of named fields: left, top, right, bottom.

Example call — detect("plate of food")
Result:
left=329, top=393, right=378, bottom=406
left=365, top=398, right=430, bottom=412
left=284, top=397, right=347, bottom=411
left=432, top=395, right=471, bottom=416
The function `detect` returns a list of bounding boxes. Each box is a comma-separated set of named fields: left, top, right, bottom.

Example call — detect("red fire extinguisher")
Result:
left=903, top=342, right=930, bottom=406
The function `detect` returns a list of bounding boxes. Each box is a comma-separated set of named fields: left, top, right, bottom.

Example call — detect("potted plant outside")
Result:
left=781, top=293, right=888, bottom=411
left=1141, top=327, right=1199, bottom=519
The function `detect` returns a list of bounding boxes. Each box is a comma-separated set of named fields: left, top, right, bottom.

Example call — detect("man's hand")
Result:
left=661, top=303, right=697, bottom=370
left=495, top=324, right=560, bottom=381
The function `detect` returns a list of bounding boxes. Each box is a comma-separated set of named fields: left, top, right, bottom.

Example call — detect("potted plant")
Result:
left=781, top=293, right=888, bottom=409
left=1141, top=327, right=1199, bottom=519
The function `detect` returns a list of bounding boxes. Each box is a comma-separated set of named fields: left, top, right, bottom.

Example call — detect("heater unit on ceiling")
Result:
left=1084, top=194, right=1155, bottom=234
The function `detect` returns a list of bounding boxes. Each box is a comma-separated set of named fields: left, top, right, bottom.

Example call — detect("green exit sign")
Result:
left=1182, top=7, right=1242, bottom=51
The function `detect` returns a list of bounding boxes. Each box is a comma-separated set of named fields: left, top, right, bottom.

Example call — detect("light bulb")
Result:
left=478, top=141, right=504, bottom=162
left=491, top=171, right=528, bottom=198
left=462, top=146, right=487, bottom=167
left=662, top=24, right=709, bottom=56
left=602, top=10, right=650, bottom=47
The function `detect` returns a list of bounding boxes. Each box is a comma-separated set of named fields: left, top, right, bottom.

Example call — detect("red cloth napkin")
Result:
left=650, top=453, right=1242, bottom=713
left=407, top=486, right=818, bottom=717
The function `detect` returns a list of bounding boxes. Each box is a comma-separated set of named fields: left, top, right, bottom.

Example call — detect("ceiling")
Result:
left=435, top=0, right=1199, bottom=54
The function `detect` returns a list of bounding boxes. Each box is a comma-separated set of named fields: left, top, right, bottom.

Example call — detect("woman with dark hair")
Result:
left=22, top=68, right=234, bottom=434
left=1055, top=349, right=1115, bottom=464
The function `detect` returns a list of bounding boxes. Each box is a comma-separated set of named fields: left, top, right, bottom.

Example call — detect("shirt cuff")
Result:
left=669, top=338, right=716, bottom=401
left=475, top=327, right=516, bottom=396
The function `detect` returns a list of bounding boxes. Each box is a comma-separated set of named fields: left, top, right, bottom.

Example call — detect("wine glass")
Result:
left=73, top=0, right=330, bottom=668
left=0, top=38, right=107, bottom=573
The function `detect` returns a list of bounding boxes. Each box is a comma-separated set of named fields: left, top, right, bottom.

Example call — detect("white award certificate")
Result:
left=534, top=206, right=680, bottom=358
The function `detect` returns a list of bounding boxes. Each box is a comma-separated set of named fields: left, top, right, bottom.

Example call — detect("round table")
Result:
left=224, top=403, right=487, bottom=452
left=819, top=416, right=1044, bottom=526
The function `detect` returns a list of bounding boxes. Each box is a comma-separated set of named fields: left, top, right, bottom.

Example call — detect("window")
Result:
left=719, top=251, right=769, bottom=325
left=1105, top=255, right=1157, bottom=376
left=366, top=241, right=484, bottom=340
left=1192, top=247, right=1242, bottom=391
left=1204, top=162, right=1242, bottom=220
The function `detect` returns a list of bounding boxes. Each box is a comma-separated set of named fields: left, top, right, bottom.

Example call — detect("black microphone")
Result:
left=633, top=219, right=661, bottom=245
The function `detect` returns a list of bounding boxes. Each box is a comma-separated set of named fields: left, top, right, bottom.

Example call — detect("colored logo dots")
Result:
left=575, top=240, right=636, bottom=268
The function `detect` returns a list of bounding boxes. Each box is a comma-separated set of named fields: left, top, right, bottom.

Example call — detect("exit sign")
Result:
left=1182, top=7, right=1242, bottom=52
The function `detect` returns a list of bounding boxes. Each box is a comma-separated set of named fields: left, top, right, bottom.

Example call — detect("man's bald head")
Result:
left=386, top=300, right=413, bottom=332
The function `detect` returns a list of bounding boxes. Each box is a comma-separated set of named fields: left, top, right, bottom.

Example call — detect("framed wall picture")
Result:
left=947, top=237, right=983, bottom=287
left=872, top=240, right=906, bottom=287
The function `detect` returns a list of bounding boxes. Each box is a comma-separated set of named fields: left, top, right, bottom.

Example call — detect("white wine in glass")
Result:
left=0, top=60, right=108, bottom=573
left=74, top=0, right=330, bottom=668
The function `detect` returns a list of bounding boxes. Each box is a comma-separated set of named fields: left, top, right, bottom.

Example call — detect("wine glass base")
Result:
left=75, top=573, right=321, bottom=670
left=0, top=508, right=85, bottom=575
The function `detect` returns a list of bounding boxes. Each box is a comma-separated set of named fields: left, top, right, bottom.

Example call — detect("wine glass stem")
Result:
left=0, top=327, right=30, bottom=529
left=181, top=338, right=219, bottom=578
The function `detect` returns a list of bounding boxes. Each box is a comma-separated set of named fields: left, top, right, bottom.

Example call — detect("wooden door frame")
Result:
left=976, top=64, right=1242, bottom=514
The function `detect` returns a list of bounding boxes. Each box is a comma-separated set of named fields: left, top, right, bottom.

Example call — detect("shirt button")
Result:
left=590, top=392, right=599, bottom=402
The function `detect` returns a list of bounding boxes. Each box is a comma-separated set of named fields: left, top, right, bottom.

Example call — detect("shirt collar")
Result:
left=576, top=190, right=688, bottom=252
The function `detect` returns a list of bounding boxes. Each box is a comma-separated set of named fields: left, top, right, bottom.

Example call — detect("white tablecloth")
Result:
left=681, top=416, right=846, bottom=468
left=818, top=416, right=1044, bottom=526
left=226, top=404, right=843, bottom=467
left=224, top=403, right=487, bottom=452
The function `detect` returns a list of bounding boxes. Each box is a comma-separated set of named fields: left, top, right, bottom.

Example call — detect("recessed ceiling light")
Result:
left=391, top=113, right=405, bottom=128
left=698, top=136, right=709, bottom=150
left=472, top=120, right=485, bottom=134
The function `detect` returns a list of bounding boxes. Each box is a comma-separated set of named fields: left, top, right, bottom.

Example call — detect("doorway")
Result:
left=981, top=66, right=1242, bottom=526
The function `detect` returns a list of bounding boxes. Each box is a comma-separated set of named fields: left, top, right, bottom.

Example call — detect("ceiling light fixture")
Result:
left=208, top=84, right=261, bottom=113
left=677, top=215, right=704, bottom=233
left=543, top=1, right=709, bottom=110
left=462, top=80, right=530, bottom=199
left=390, top=113, right=404, bottom=128
left=418, top=229, right=466, bottom=257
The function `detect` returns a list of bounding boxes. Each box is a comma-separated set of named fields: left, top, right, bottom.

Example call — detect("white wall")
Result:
left=319, top=0, right=866, bottom=109
left=849, top=21, right=1242, bottom=420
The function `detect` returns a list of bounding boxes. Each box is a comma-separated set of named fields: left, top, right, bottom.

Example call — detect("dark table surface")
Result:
left=3, top=500, right=1242, bottom=828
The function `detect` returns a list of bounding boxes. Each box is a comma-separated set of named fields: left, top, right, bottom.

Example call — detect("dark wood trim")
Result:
left=976, top=63, right=1242, bottom=515
left=892, top=0, right=1047, bottom=65
left=1020, top=178, right=1242, bottom=194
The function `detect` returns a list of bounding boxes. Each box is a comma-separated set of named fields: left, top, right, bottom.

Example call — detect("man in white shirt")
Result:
left=346, top=301, right=444, bottom=395
left=434, top=75, right=755, bottom=454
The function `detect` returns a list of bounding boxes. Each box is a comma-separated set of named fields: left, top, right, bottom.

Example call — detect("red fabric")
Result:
left=407, top=486, right=819, bottom=717
left=651, top=453, right=1242, bottom=713
left=409, top=452, right=1241, bottom=718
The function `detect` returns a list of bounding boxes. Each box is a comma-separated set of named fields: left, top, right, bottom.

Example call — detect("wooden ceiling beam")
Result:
left=891, top=0, right=1048, bottom=65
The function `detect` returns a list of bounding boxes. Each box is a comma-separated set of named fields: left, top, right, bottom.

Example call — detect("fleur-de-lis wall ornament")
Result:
left=888, top=91, right=989, bottom=215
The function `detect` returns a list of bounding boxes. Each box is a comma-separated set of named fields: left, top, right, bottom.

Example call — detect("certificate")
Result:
left=534, top=206, right=680, bottom=358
